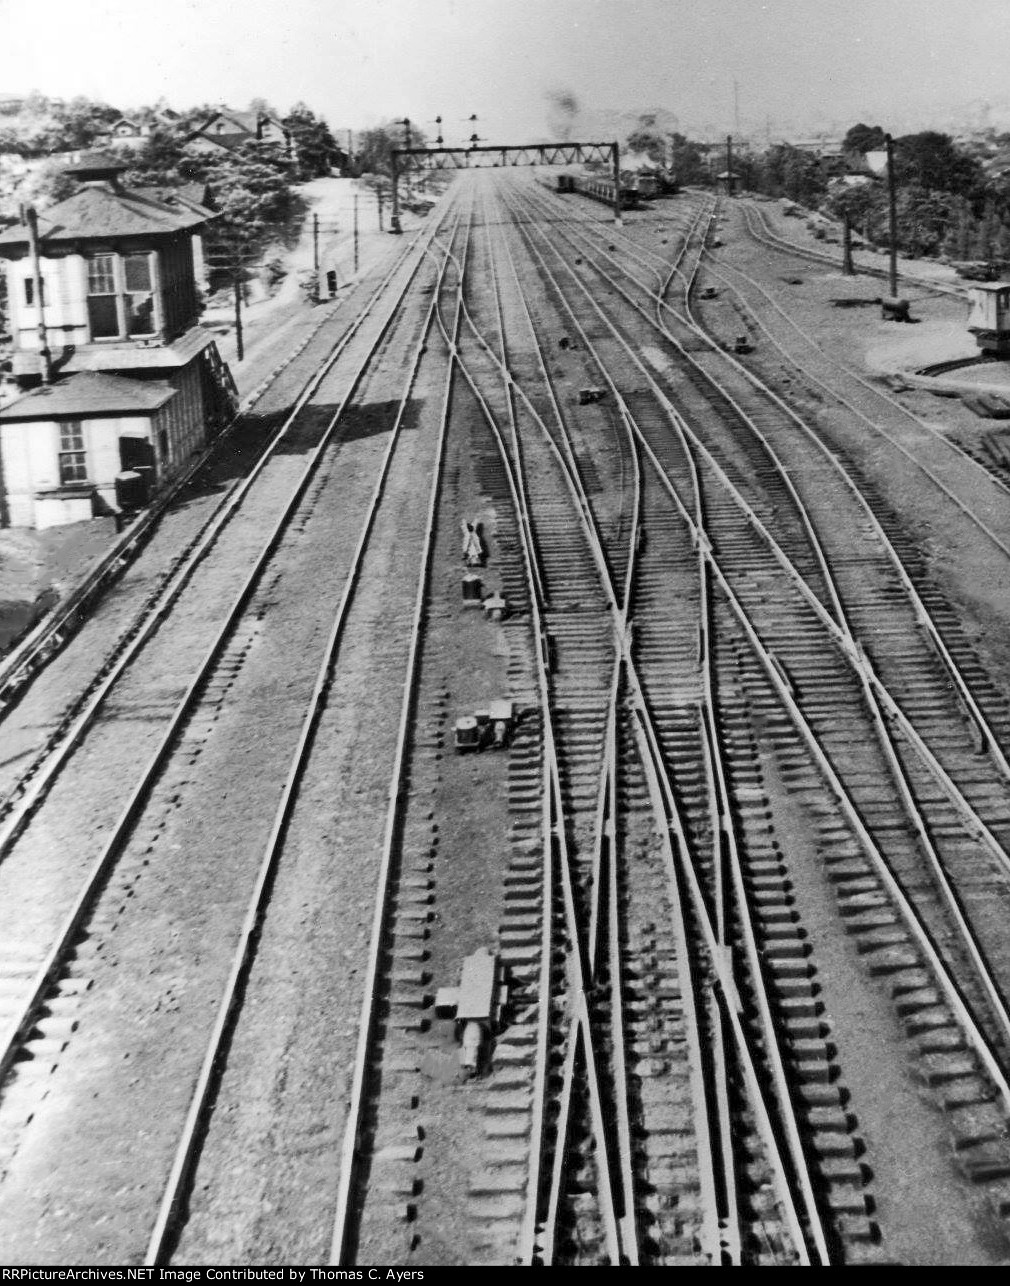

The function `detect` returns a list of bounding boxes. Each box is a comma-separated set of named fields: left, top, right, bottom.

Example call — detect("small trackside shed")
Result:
left=0, top=372, right=176, bottom=529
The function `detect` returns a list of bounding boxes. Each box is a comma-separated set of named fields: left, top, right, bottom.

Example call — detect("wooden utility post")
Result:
left=726, top=134, right=734, bottom=196
left=232, top=254, right=244, bottom=360
left=24, top=206, right=51, bottom=383
left=612, top=142, right=622, bottom=225
left=842, top=210, right=855, bottom=275
left=353, top=193, right=359, bottom=273
left=233, top=264, right=244, bottom=362
left=377, top=184, right=384, bottom=231
left=391, top=152, right=402, bottom=234
left=885, top=133, right=899, bottom=299
left=313, top=212, right=319, bottom=271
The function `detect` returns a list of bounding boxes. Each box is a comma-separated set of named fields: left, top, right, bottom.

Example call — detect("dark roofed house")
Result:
left=184, top=106, right=290, bottom=156
left=95, top=116, right=153, bottom=151
left=0, top=154, right=236, bottom=529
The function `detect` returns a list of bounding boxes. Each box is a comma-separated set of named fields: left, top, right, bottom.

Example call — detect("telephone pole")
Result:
left=885, top=133, right=899, bottom=299
left=353, top=193, right=359, bottom=273
left=233, top=266, right=244, bottom=362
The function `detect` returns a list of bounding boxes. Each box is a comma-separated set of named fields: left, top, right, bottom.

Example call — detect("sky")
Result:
left=3, top=0, right=1010, bottom=143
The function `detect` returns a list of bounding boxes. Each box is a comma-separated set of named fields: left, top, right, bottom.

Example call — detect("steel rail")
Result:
left=0, top=216, right=443, bottom=715
left=479, top=183, right=639, bottom=1263
left=431, top=186, right=624, bottom=1263
left=487, top=187, right=729, bottom=1263
left=144, top=218, right=459, bottom=1266
left=701, top=212, right=1010, bottom=555
left=702, top=234, right=1010, bottom=524
left=650, top=201, right=1010, bottom=1057
left=510, top=189, right=1010, bottom=1115
left=500, top=187, right=826, bottom=1260
left=473, top=182, right=809, bottom=1261
left=0, top=213, right=452, bottom=1107
left=0, top=210, right=452, bottom=866
left=324, top=207, right=472, bottom=1264
left=668, top=203, right=1010, bottom=877
left=515, top=181, right=1010, bottom=1065
left=519, top=181, right=1010, bottom=871
left=736, top=197, right=964, bottom=299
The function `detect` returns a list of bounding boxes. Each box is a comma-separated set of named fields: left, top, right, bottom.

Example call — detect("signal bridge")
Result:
left=390, top=140, right=622, bottom=230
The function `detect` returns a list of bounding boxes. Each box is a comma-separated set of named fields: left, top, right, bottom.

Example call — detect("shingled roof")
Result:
left=0, top=371, right=176, bottom=420
left=0, top=181, right=214, bottom=249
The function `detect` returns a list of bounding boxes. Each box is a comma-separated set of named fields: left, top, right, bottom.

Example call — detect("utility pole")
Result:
left=233, top=258, right=244, bottom=362
left=24, top=206, right=51, bottom=384
left=391, top=151, right=402, bottom=234
left=354, top=193, right=359, bottom=273
left=842, top=210, right=855, bottom=275
left=726, top=134, right=734, bottom=196
left=377, top=183, right=384, bottom=231
left=313, top=212, right=319, bottom=272
left=885, top=132, right=899, bottom=299
left=612, top=141, right=622, bottom=225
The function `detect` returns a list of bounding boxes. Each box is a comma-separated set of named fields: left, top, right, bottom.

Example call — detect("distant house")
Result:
left=0, top=153, right=236, bottom=529
left=95, top=116, right=153, bottom=151
left=184, top=106, right=290, bottom=156
left=784, top=137, right=846, bottom=158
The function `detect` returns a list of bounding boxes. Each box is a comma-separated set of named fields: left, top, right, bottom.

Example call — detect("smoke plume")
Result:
left=546, top=89, right=580, bottom=141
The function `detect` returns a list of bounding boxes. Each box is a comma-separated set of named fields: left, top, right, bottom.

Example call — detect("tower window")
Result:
left=58, top=420, right=88, bottom=484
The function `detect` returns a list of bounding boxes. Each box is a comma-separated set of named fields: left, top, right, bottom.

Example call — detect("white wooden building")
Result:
left=0, top=154, right=235, bottom=529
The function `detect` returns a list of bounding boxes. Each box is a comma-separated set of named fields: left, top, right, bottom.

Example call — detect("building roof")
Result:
left=134, top=181, right=216, bottom=215
left=183, top=131, right=251, bottom=154
left=0, top=180, right=213, bottom=249
left=0, top=371, right=176, bottom=420
left=62, top=327, right=217, bottom=373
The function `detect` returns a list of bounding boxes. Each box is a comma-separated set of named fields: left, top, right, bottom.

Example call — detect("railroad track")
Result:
left=6, top=167, right=1010, bottom=1265
left=694, top=204, right=1010, bottom=558
left=0, top=210, right=453, bottom=842
left=0, top=200, right=462, bottom=1263
left=426, top=176, right=842, bottom=1263
left=0, top=219, right=442, bottom=725
left=501, top=171, right=1010, bottom=1255
left=735, top=198, right=964, bottom=299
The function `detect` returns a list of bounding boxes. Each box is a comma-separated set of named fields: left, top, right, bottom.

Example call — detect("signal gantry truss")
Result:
left=390, top=141, right=622, bottom=229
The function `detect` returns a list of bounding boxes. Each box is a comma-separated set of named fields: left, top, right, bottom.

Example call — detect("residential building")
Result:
left=95, top=116, right=153, bottom=151
left=0, top=153, right=236, bottom=529
left=184, top=106, right=290, bottom=156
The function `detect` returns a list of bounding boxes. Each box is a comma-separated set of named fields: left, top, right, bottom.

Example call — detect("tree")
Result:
left=842, top=123, right=887, bottom=154
left=122, top=130, right=196, bottom=188
left=893, top=131, right=983, bottom=197
left=667, top=133, right=707, bottom=186
left=971, top=198, right=1001, bottom=259
left=197, top=141, right=303, bottom=290
left=355, top=122, right=427, bottom=178
left=59, top=96, right=121, bottom=150
left=284, top=103, right=341, bottom=179
left=825, top=178, right=886, bottom=243
left=895, top=184, right=956, bottom=257
left=943, top=198, right=973, bottom=259
left=754, top=144, right=828, bottom=208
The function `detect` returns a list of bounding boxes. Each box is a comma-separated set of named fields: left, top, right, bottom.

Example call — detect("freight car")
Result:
left=561, top=173, right=643, bottom=210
